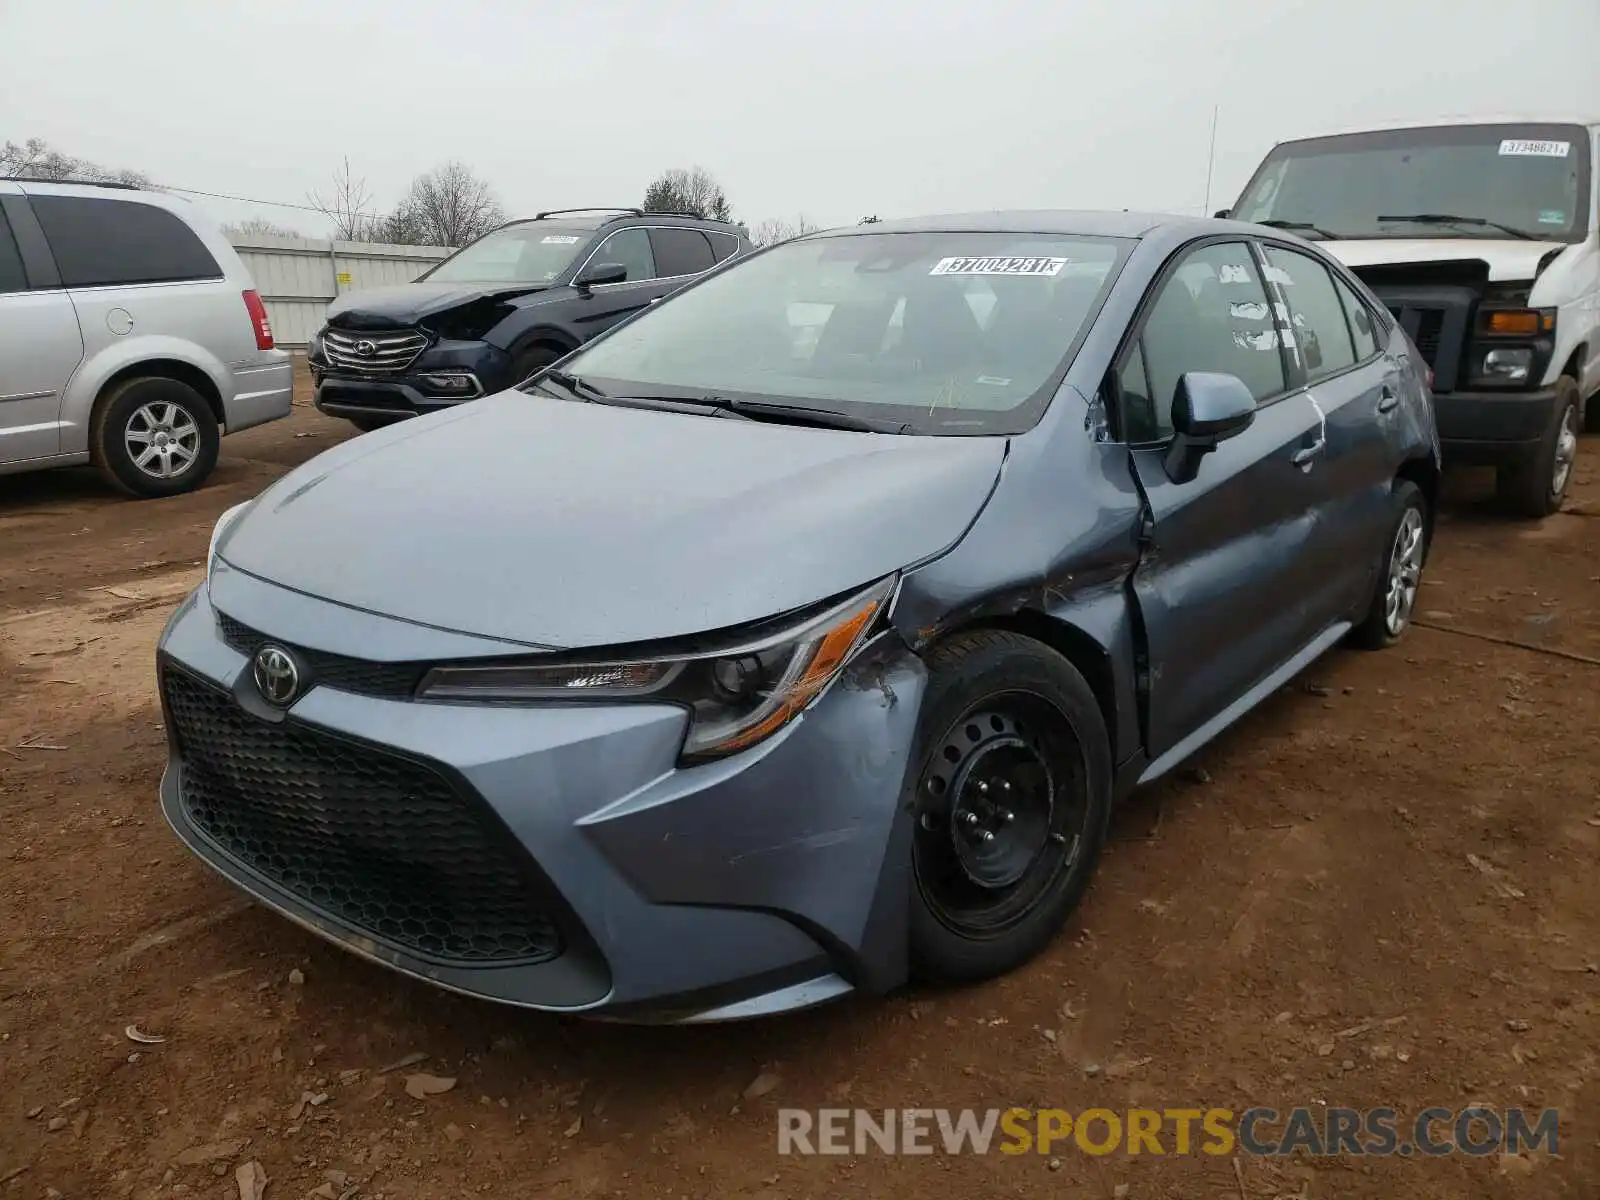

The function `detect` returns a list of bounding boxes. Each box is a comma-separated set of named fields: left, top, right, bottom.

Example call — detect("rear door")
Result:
left=647, top=226, right=718, bottom=299
left=0, top=193, right=84, bottom=465
left=1258, top=240, right=1402, bottom=623
left=1117, top=239, right=1330, bottom=761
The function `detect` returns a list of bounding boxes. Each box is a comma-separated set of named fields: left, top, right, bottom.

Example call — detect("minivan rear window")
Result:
left=29, top=194, right=223, bottom=288
left=0, top=211, right=26, bottom=294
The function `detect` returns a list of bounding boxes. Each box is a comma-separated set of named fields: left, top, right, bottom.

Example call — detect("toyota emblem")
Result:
left=253, top=645, right=301, bottom=706
left=353, top=339, right=378, bottom=357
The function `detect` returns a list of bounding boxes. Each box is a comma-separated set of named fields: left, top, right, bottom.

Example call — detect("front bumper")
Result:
left=310, top=338, right=512, bottom=423
left=154, top=578, right=927, bottom=1022
left=1433, top=385, right=1564, bottom=464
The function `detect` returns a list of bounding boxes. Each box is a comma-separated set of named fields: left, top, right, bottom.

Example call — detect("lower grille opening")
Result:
left=163, top=664, right=564, bottom=966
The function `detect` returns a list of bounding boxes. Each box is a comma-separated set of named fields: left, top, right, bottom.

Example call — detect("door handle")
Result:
left=1377, top=387, right=1400, bottom=413
left=1291, top=437, right=1326, bottom=469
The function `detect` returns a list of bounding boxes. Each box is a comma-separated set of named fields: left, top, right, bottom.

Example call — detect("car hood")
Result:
left=325, top=282, right=551, bottom=329
left=218, top=393, right=1007, bottom=649
left=1322, top=237, right=1568, bottom=283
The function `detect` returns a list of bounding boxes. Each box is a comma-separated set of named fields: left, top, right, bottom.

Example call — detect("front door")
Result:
left=1116, top=239, right=1331, bottom=761
left=0, top=202, right=82, bottom=466
left=571, top=227, right=666, bottom=341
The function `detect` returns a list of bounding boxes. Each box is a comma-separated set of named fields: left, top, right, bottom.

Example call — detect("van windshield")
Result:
left=422, top=223, right=591, bottom=284
left=1233, top=123, right=1592, bottom=243
left=550, top=230, right=1132, bottom=436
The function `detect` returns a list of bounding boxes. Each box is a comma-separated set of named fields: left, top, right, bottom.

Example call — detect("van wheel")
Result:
left=1496, top=380, right=1579, bottom=518
left=907, top=630, right=1112, bottom=984
left=1347, top=480, right=1427, bottom=650
left=92, top=376, right=220, bottom=499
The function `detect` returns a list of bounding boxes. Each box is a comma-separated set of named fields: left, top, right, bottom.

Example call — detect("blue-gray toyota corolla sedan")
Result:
left=157, top=210, right=1441, bottom=1023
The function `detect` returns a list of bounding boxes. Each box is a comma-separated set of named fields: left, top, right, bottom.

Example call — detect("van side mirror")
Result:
left=577, top=261, right=627, bottom=288
left=1163, top=372, right=1256, bottom=484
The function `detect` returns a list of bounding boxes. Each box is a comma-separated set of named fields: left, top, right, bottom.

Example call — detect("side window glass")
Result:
left=1333, top=275, right=1379, bottom=361
left=1119, top=341, right=1158, bottom=442
left=649, top=227, right=716, bottom=277
left=0, top=211, right=26, bottom=294
left=1140, top=241, right=1285, bottom=437
left=1262, top=246, right=1357, bottom=381
left=591, top=228, right=655, bottom=283
left=29, top=195, right=221, bottom=288
left=707, top=232, right=740, bottom=263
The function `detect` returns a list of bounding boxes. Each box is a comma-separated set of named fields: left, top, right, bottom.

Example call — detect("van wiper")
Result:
left=1376, top=213, right=1538, bottom=241
left=708, top=397, right=912, bottom=434
left=1258, top=219, right=1342, bottom=239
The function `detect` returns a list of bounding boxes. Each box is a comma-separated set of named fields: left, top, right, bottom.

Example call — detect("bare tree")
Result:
left=224, top=216, right=302, bottom=238
left=642, top=166, right=733, bottom=222
left=749, top=215, right=821, bottom=246
left=308, top=157, right=377, bottom=241
left=389, top=161, right=504, bottom=247
left=1, top=137, right=149, bottom=186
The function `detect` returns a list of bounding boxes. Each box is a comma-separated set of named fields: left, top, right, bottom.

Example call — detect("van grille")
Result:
left=321, top=327, right=428, bottom=375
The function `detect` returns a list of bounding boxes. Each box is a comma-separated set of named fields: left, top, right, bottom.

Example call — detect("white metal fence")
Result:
left=229, top=234, right=454, bottom=347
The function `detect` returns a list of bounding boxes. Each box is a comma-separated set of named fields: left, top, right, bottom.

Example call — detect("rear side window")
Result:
left=29, top=195, right=222, bottom=288
left=707, top=231, right=741, bottom=262
left=1261, top=245, right=1357, bottom=382
left=0, top=210, right=26, bottom=294
left=649, top=227, right=716, bottom=277
left=1333, top=275, right=1380, bottom=361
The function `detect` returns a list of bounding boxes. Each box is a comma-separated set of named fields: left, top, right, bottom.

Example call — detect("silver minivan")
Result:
left=0, top=179, right=293, bottom=497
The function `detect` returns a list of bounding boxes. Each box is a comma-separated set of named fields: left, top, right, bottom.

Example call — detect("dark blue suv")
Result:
left=308, top=207, right=751, bottom=431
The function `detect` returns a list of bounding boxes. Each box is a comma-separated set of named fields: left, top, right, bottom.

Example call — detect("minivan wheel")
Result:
left=1347, top=479, right=1427, bottom=651
left=907, top=630, right=1112, bottom=984
left=92, top=376, right=220, bottom=499
left=1496, top=379, right=1579, bottom=518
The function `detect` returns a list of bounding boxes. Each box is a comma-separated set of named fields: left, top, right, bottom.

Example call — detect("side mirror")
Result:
left=577, top=261, right=627, bottom=288
left=1212, top=208, right=1231, bottom=219
left=1163, top=372, right=1256, bottom=484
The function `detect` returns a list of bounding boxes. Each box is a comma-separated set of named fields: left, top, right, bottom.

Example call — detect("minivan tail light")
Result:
left=243, top=290, right=274, bottom=351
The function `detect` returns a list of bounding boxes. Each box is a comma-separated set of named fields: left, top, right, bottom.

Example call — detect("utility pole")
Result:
left=1203, top=104, right=1221, bottom=215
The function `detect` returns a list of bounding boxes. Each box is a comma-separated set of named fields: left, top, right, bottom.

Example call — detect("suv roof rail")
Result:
left=535, top=207, right=644, bottom=219
left=4, top=175, right=144, bottom=191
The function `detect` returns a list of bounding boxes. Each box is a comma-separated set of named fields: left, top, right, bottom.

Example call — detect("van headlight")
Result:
left=206, top=501, right=252, bottom=587
left=418, top=576, right=895, bottom=761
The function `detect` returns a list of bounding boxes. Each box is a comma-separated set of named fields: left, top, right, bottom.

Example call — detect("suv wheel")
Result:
left=92, top=377, right=221, bottom=499
left=1496, top=379, right=1579, bottom=519
left=510, top=343, right=566, bottom=384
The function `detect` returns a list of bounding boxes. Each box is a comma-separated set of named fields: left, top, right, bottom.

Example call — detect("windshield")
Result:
left=550, top=230, right=1131, bottom=435
left=1233, top=122, right=1592, bottom=242
left=421, top=222, right=592, bottom=284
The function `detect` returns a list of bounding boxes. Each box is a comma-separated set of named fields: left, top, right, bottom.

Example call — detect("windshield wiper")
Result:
left=708, top=397, right=912, bottom=434
left=532, top=369, right=610, bottom=400
left=1376, top=213, right=1538, bottom=241
left=1257, top=219, right=1342, bottom=240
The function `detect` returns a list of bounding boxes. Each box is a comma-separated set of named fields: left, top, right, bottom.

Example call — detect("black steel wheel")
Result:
left=907, top=630, right=1112, bottom=983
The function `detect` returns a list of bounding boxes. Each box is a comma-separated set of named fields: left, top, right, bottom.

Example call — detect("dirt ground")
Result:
left=2, top=368, right=1598, bottom=1199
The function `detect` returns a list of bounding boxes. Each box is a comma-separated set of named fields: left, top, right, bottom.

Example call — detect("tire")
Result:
left=346, top=415, right=393, bottom=434
left=1347, top=479, right=1429, bottom=650
left=906, top=629, right=1113, bottom=984
left=1495, top=379, right=1580, bottom=519
left=91, top=376, right=220, bottom=499
left=1584, top=388, right=1600, bottom=435
left=509, top=343, right=566, bottom=386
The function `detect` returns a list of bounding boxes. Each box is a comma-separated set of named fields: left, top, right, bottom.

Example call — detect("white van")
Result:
left=0, top=179, right=293, bottom=497
left=1224, top=116, right=1597, bottom=516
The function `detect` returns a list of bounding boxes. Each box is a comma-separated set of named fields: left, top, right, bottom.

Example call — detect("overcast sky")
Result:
left=3, top=0, right=1597, bottom=238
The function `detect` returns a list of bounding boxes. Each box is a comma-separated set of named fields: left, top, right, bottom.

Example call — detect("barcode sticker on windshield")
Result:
left=929, top=256, right=1067, bottom=277
left=1499, top=139, right=1570, bottom=158
left=541, top=235, right=581, bottom=244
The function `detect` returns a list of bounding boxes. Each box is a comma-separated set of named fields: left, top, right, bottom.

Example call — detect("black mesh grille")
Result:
left=216, top=611, right=427, bottom=700
left=163, top=664, right=563, bottom=965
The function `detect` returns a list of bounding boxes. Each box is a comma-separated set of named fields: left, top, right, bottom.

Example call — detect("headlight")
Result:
left=418, top=576, right=895, bottom=761
left=1475, top=347, right=1533, bottom=384
left=207, top=501, right=252, bottom=585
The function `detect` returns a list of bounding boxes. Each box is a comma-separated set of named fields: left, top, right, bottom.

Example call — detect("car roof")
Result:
left=1274, top=113, right=1600, bottom=144
left=807, top=209, right=1220, bottom=240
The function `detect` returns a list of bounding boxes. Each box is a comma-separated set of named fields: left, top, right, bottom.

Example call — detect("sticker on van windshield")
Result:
left=1539, top=209, right=1568, bottom=225
left=1499, top=139, right=1570, bottom=158
left=929, top=256, right=1066, bottom=277
left=541, top=235, right=581, bottom=244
